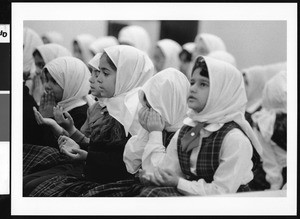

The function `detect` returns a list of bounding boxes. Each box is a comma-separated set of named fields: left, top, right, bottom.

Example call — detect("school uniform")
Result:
left=139, top=56, right=263, bottom=197
left=26, top=45, right=155, bottom=197
left=83, top=68, right=190, bottom=197
left=23, top=57, right=91, bottom=175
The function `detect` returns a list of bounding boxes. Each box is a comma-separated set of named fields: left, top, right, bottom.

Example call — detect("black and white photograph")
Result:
left=7, top=2, right=299, bottom=216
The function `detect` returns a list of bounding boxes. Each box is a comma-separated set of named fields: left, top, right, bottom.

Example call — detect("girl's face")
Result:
left=187, top=68, right=210, bottom=113
left=43, top=71, right=63, bottom=102
left=89, top=68, right=102, bottom=98
left=152, top=46, right=165, bottom=72
left=194, top=39, right=209, bottom=58
left=33, top=53, right=45, bottom=75
left=96, top=55, right=117, bottom=98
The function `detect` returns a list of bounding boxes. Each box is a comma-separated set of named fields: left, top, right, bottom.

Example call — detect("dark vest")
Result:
left=177, top=121, right=259, bottom=185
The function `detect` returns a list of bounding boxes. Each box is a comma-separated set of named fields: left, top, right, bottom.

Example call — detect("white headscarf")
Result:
left=140, top=68, right=190, bottom=132
left=73, top=34, right=96, bottom=64
left=208, top=50, right=237, bottom=68
left=195, top=33, right=227, bottom=54
left=87, top=52, right=103, bottom=107
left=44, top=57, right=90, bottom=112
left=157, top=39, right=181, bottom=71
left=252, top=71, right=287, bottom=141
left=242, top=62, right=285, bottom=113
left=124, top=68, right=190, bottom=174
left=87, top=52, right=102, bottom=71
left=185, top=56, right=262, bottom=155
left=23, top=27, right=43, bottom=73
left=35, top=43, right=71, bottom=64
left=42, top=31, right=64, bottom=45
left=89, top=36, right=118, bottom=55
left=182, top=42, right=196, bottom=54
left=102, top=45, right=155, bottom=136
left=118, top=25, right=151, bottom=54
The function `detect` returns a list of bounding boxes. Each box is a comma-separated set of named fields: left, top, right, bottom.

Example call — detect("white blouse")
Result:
left=141, top=124, right=254, bottom=196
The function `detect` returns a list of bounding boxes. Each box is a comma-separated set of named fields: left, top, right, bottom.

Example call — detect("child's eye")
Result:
left=200, top=82, right=208, bottom=87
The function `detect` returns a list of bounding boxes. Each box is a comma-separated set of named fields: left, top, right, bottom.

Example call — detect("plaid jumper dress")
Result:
left=139, top=121, right=255, bottom=197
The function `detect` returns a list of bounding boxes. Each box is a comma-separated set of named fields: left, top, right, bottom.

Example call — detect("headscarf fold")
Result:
left=184, top=56, right=262, bottom=155
left=118, top=25, right=151, bottom=54
left=157, top=39, right=181, bottom=71
left=44, top=57, right=90, bottom=112
left=73, top=34, right=96, bottom=64
left=35, top=43, right=71, bottom=64
left=102, top=45, right=155, bottom=136
left=89, top=36, right=118, bottom=55
left=23, top=27, right=43, bottom=73
left=252, top=71, right=287, bottom=141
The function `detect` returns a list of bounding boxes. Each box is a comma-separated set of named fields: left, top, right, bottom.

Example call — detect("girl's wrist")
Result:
left=67, top=126, right=77, bottom=136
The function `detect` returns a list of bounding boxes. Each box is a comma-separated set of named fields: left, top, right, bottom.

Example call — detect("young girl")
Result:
left=252, top=71, right=287, bottom=190
left=79, top=67, right=190, bottom=197
left=31, top=43, right=72, bottom=105
left=23, top=27, right=44, bottom=145
left=152, top=39, right=182, bottom=73
left=89, top=36, right=119, bottom=57
left=118, top=25, right=151, bottom=54
left=137, top=56, right=262, bottom=197
left=25, top=45, right=155, bottom=197
left=23, top=57, right=90, bottom=175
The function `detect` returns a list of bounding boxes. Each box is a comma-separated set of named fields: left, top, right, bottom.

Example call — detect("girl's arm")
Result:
left=175, top=129, right=253, bottom=196
left=142, top=130, right=184, bottom=178
left=123, top=128, right=149, bottom=174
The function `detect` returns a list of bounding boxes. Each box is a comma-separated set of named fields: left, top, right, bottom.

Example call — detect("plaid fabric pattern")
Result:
left=81, top=179, right=136, bottom=197
left=29, top=175, right=99, bottom=197
left=23, top=144, right=71, bottom=176
left=138, top=186, right=182, bottom=197
left=178, top=122, right=249, bottom=183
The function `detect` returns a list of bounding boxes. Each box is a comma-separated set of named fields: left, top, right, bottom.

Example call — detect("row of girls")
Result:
left=22, top=24, right=287, bottom=197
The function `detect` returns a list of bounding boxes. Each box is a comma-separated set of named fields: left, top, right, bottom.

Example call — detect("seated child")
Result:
left=24, top=45, right=155, bottom=197
left=81, top=67, right=190, bottom=197
left=138, top=56, right=263, bottom=197
left=252, top=71, right=287, bottom=190
left=31, top=43, right=72, bottom=105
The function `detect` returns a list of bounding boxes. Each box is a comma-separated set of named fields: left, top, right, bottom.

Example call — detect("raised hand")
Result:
left=53, top=106, right=76, bottom=135
left=39, top=91, right=56, bottom=118
left=147, top=109, right=165, bottom=132
left=31, top=74, right=45, bottom=105
left=33, top=106, right=63, bottom=137
left=138, top=106, right=150, bottom=132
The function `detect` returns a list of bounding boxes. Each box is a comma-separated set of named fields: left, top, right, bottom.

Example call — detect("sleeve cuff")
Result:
left=177, top=177, right=191, bottom=195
